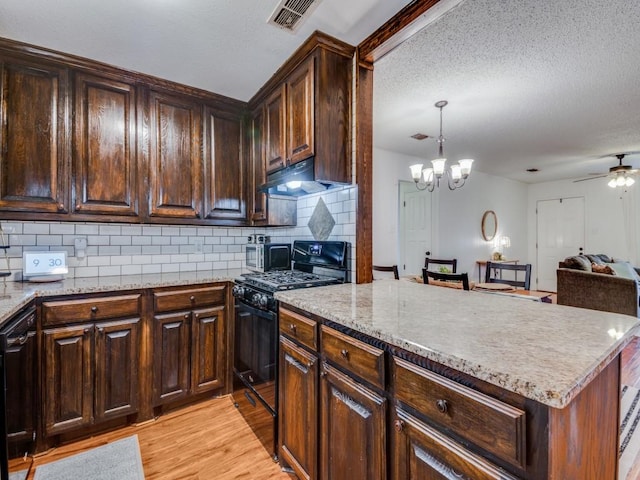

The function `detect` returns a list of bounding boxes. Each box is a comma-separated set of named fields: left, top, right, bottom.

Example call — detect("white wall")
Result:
left=527, top=178, right=638, bottom=265
left=373, top=148, right=529, bottom=281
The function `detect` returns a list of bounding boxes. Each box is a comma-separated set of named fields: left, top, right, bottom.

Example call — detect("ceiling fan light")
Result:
left=410, top=163, right=424, bottom=181
left=431, top=158, right=446, bottom=176
left=458, top=159, right=474, bottom=176
left=608, top=178, right=617, bottom=188
left=625, top=177, right=635, bottom=187
left=616, top=175, right=626, bottom=187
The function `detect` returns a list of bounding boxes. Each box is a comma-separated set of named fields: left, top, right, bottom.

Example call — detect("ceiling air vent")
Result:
left=268, top=0, right=322, bottom=33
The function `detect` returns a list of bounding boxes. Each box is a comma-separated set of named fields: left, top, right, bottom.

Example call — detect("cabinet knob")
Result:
left=289, top=324, right=297, bottom=334
left=190, top=295, right=196, bottom=302
left=340, top=349, right=349, bottom=359
left=58, top=203, right=65, bottom=211
left=184, top=314, right=190, bottom=319
left=91, top=306, right=98, bottom=313
left=436, top=399, right=449, bottom=414
left=97, top=327, right=104, bottom=333
left=320, top=371, right=327, bottom=378
left=84, top=328, right=90, bottom=334
left=394, top=419, right=405, bottom=433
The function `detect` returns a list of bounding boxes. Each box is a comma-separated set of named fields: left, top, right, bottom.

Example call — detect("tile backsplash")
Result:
left=1, top=185, right=357, bottom=281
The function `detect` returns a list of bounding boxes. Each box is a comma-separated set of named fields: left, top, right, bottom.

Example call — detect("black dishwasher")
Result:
left=0, top=305, right=36, bottom=480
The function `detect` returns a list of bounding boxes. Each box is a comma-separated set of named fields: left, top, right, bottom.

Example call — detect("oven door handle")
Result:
left=235, top=301, right=277, bottom=321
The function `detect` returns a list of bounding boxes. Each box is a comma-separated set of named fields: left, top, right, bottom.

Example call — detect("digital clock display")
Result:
left=23, top=251, right=68, bottom=277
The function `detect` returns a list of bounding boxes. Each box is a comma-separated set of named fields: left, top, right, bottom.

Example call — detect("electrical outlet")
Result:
left=194, top=238, right=204, bottom=253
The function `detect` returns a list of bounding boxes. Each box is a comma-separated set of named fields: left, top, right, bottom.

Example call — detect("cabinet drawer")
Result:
left=42, top=294, right=141, bottom=327
left=393, top=357, right=526, bottom=469
left=394, top=408, right=519, bottom=480
left=279, top=307, right=317, bottom=350
left=321, top=326, right=385, bottom=389
left=153, top=285, right=226, bottom=312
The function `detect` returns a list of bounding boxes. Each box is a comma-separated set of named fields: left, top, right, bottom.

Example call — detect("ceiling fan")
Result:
left=573, top=154, right=639, bottom=188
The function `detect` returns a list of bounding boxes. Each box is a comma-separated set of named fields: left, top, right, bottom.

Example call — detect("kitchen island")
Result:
left=275, top=280, right=639, bottom=479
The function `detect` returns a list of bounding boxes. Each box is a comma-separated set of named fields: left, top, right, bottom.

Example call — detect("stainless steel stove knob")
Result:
left=232, top=285, right=245, bottom=297
left=252, top=293, right=268, bottom=307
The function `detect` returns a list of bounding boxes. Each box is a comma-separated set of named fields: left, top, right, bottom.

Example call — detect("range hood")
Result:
left=259, top=158, right=346, bottom=197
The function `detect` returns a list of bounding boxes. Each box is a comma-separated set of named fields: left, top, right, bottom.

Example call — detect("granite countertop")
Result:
left=275, top=280, right=640, bottom=409
left=0, top=269, right=244, bottom=324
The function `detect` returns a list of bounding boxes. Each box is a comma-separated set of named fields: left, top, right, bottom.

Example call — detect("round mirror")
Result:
left=481, top=210, right=497, bottom=241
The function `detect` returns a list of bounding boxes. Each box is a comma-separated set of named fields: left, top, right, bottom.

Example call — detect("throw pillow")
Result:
left=596, top=254, right=613, bottom=263
left=605, top=262, right=640, bottom=284
left=586, top=254, right=605, bottom=265
left=592, top=263, right=615, bottom=275
left=563, top=255, right=592, bottom=271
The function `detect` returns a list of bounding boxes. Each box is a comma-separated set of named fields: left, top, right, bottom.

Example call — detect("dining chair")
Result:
left=485, top=262, right=532, bottom=290
left=372, top=265, right=399, bottom=280
left=424, top=257, right=458, bottom=273
left=422, top=269, right=470, bottom=291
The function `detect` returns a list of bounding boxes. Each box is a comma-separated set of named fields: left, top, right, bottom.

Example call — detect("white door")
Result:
left=399, top=182, right=433, bottom=276
left=536, top=197, right=585, bottom=292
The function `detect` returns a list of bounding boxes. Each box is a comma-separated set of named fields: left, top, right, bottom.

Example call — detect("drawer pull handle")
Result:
left=190, top=295, right=196, bottom=302
left=320, top=371, right=327, bottom=378
left=394, top=419, right=405, bottom=433
left=340, top=349, right=349, bottom=359
left=289, top=324, right=297, bottom=334
left=91, top=306, right=98, bottom=313
left=436, top=399, right=449, bottom=414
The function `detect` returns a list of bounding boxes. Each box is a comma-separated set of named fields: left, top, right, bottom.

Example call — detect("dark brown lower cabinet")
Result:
left=153, top=305, right=226, bottom=405
left=392, top=408, right=519, bottom=480
left=43, top=318, right=140, bottom=436
left=320, top=363, right=386, bottom=480
left=279, top=335, right=319, bottom=480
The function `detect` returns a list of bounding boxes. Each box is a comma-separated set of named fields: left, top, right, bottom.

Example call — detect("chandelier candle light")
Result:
left=410, top=100, right=474, bottom=191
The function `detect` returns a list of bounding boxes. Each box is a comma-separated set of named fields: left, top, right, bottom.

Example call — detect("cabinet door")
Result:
left=94, top=318, right=140, bottom=421
left=153, top=311, right=190, bottom=405
left=279, top=336, right=318, bottom=480
left=264, top=85, right=286, bottom=173
left=73, top=72, right=138, bottom=217
left=203, top=109, right=246, bottom=221
left=392, top=408, right=519, bottom=480
left=320, top=363, right=386, bottom=480
left=191, top=306, right=225, bottom=394
left=148, top=90, right=202, bottom=219
left=5, top=331, right=36, bottom=447
left=0, top=58, right=68, bottom=213
left=249, top=106, right=267, bottom=223
left=43, top=325, right=93, bottom=435
left=286, top=58, right=314, bottom=165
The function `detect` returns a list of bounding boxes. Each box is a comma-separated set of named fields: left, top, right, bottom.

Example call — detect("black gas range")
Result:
left=231, top=240, right=349, bottom=460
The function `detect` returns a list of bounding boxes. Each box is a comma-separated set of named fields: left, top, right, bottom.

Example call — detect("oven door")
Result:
left=232, top=298, right=278, bottom=459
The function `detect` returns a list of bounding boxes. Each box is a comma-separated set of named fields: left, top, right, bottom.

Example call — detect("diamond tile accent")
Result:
left=307, top=197, right=335, bottom=241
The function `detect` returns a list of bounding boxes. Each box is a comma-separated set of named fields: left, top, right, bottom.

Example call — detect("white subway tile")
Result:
left=152, top=254, right=172, bottom=264
left=111, top=255, right=132, bottom=266
left=170, top=254, right=189, bottom=263
left=99, top=225, right=121, bottom=236
left=121, top=226, right=142, bottom=236
left=197, top=228, right=212, bottom=236
left=142, top=264, right=162, bottom=274
left=220, top=237, right=234, bottom=245
left=99, top=265, right=121, bottom=276
left=76, top=224, right=100, bottom=235
left=132, top=236, right=152, bottom=245
left=213, top=261, right=228, bottom=269
left=196, top=261, right=213, bottom=271
left=162, top=227, right=181, bottom=236
left=215, top=229, right=228, bottom=237
left=180, top=227, right=197, bottom=236
left=179, top=245, right=196, bottom=254
left=161, top=264, right=180, bottom=273
left=212, top=245, right=228, bottom=253
left=99, top=246, right=121, bottom=256
left=89, top=256, right=111, bottom=266
left=220, top=253, right=234, bottom=261
left=188, top=254, right=205, bottom=263
left=161, top=246, right=180, bottom=254
left=2, top=222, right=23, bottom=234
left=75, top=266, right=100, bottom=278
left=145, top=246, right=162, bottom=254
left=228, top=260, right=242, bottom=268
left=121, top=264, right=142, bottom=275
left=205, top=253, right=221, bottom=262
left=10, top=235, right=36, bottom=246
left=171, top=236, right=188, bottom=245
left=179, top=263, right=197, bottom=272
left=227, top=245, right=241, bottom=253
left=152, top=236, right=171, bottom=245
left=228, top=229, right=242, bottom=236
left=142, top=226, right=163, bottom=236
left=204, top=237, right=221, bottom=245
left=111, top=236, right=132, bottom=246
left=36, top=235, right=62, bottom=246
left=121, top=246, right=142, bottom=255
left=87, top=235, right=110, bottom=246
left=24, top=223, right=50, bottom=234
left=132, top=255, right=152, bottom=265
left=50, top=224, right=75, bottom=234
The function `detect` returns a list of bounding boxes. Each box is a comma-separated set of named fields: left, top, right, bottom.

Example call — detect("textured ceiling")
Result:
left=373, top=0, right=640, bottom=184
left=0, top=0, right=410, bottom=101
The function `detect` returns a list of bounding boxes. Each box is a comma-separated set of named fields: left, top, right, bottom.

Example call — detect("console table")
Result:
left=476, top=259, right=519, bottom=282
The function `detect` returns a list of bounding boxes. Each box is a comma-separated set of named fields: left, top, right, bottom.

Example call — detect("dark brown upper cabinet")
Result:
left=73, top=72, right=138, bottom=218
left=250, top=32, right=354, bottom=186
left=203, top=107, right=246, bottom=223
left=249, top=106, right=267, bottom=223
left=0, top=57, right=69, bottom=214
left=147, top=90, right=202, bottom=220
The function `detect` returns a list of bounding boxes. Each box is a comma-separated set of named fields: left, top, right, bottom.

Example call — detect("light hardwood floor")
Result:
left=14, top=396, right=292, bottom=480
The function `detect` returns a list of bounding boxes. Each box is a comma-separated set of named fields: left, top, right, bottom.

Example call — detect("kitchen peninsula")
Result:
left=275, top=280, right=639, bottom=479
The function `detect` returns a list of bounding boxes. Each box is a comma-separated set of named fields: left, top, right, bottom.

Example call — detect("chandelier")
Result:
left=410, top=100, right=474, bottom=191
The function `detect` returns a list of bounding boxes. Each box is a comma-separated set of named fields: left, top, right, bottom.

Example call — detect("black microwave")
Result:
left=245, top=243, right=291, bottom=272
